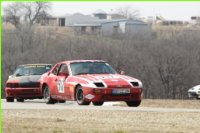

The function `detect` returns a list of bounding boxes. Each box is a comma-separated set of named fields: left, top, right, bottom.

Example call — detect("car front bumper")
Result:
left=83, top=87, right=143, bottom=102
left=6, top=87, right=43, bottom=99
left=188, top=91, right=200, bottom=99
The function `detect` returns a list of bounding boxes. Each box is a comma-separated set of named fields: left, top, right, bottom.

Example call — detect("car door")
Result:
left=45, top=63, right=62, bottom=98
left=55, top=63, right=70, bottom=100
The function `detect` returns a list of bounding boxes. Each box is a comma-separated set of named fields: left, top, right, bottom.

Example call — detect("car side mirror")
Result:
left=47, top=71, right=51, bottom=76
left=58, top=72, right=69, bottom=78
left=119, top=70, right=125, bottom=75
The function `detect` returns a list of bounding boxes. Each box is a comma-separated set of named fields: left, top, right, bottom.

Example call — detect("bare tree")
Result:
left=2, top=23, right=200, bottom=99
left=3, top=2, right=51, bottom=27
left=22, top=2, right=51, bottom=26
left=3, top=3, right=23, bottom=28
left=115, top=6, right=139, bottom=20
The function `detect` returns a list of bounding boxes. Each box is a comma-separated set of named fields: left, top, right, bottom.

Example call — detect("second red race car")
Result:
left=40, top=60, right=143, bottom=107
left=5, top=64, right=53, bottom=102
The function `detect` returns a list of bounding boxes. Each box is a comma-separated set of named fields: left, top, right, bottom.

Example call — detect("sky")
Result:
left=2, top=2, right=200, bottom=21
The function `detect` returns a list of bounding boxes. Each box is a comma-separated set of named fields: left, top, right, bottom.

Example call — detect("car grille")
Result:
left=7, top=82, right=40, bottom=88
left=102, top=93, right=140, bottom=101
left=19, top=82, right=40, bottom=88
left=111, top=93, right=130, bottom=96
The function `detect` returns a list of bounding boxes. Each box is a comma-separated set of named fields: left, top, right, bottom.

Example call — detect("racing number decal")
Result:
left=57, top=79, right=65, bottom=93
left=97, top=75, right=118, bottom=79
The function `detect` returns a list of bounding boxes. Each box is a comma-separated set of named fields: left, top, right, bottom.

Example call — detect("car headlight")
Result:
left=138, top=80, right=143, bottom=88
left=131, top=80, right=143, bottom=88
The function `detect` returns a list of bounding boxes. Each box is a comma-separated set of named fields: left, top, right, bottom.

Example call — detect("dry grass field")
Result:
left=3, top=109, right=200, bottom=133
left=2, top=99, right=200, bottom=133
left=117, top=99, right=200, bottom=109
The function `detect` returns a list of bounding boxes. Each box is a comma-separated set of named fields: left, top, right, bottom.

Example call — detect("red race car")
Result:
left=41, top=60, right=143, bottom=107
left=5, top=64, right=53, bottom=102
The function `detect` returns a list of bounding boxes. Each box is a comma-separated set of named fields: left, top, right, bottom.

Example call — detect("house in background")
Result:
left=3, top=8, right=151, bottom=37
left=191, top=16, right=200, bottom=25
left=93, top=9, right=107, bottom=19
left=65, top=13, right=98, bottom=26
left=72, top=19, right=151, bottom=36
left=65, top=10, right=151, bottom=36
left=36, top=16, right=66, bottom=26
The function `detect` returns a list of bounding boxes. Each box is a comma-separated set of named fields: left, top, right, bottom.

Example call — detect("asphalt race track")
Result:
left=2, top=99, right=200, bottom=113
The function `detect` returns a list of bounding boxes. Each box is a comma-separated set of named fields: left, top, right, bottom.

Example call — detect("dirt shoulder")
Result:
left=3, top=109, right=200, bottom=133
left=116, top=99, right=200, bottom=109
left=3, top=99, right=200, bottom=133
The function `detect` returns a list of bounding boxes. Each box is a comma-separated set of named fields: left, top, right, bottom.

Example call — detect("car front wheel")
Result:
left=6, top=97, right=14, bottom=102
left=43, top=86, right=57, bottom=104
left=59, top=100, right=66, bottom=103
left=126, top=101, right=141, bottom=107
left=17, top=98, right=24, bottom=102
left=92, top=101, right=104, bottom=106
left=76, top=86, right=90, bottom=105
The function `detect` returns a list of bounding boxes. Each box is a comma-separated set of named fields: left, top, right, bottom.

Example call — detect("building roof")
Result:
left=65, top=13, right=99, bottom=26
left=72, top=19, right=148, bottom=27
left=93, top=9, right=107, bottom=15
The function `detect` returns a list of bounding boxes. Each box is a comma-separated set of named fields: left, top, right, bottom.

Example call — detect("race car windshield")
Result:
left=13, top=65, right=52, bottom=76
left=70, top=62, right=117, bottom=75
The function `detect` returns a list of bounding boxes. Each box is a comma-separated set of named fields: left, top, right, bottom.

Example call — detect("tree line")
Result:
left=2, top=2, right=200, bottom=99
left=2, top=24, right=200, bottom=99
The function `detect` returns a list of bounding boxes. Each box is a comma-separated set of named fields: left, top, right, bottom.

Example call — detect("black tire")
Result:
left=43, top=85, right=57, bottom=104
left=92, top=101, right=104, bottom=106
left=126, top=101, right=141, bottom=107
left=59, top=100, right=66, bottom=103
left=17, top=98, right=24, bottom=102
left=6, top=97, right=14, bottom=102
left=76, top=86, right=90, bottom=105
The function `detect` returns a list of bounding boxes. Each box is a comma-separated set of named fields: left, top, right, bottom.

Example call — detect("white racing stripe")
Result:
left=65, top=75, right=142, bottom=88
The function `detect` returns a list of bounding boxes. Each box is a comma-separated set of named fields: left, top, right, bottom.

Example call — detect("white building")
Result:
left=64, top=10, right=151, bottom=36
left=72, top=19, right=151, bottom=36
left=65, top=13, right=98, bottom=26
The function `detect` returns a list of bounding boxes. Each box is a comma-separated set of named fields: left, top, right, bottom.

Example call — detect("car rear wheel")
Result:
left=6, top=97, right=14, bottom=102
left=43, top=86, right=57, bottom=104
left=17, top=98, right=24, bottom=102
left=92, top=101, right=104, bottom=106
left=76, top=86, right=90, bottom=105
left=126, top=100, right=141, bottom=107
left=59, top=100, right=66, bottom=103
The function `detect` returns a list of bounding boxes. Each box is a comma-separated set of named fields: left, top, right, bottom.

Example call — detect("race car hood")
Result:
left=7, top=75, right=41, bottom=83
left=75, top=74, right=142, bottom=88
